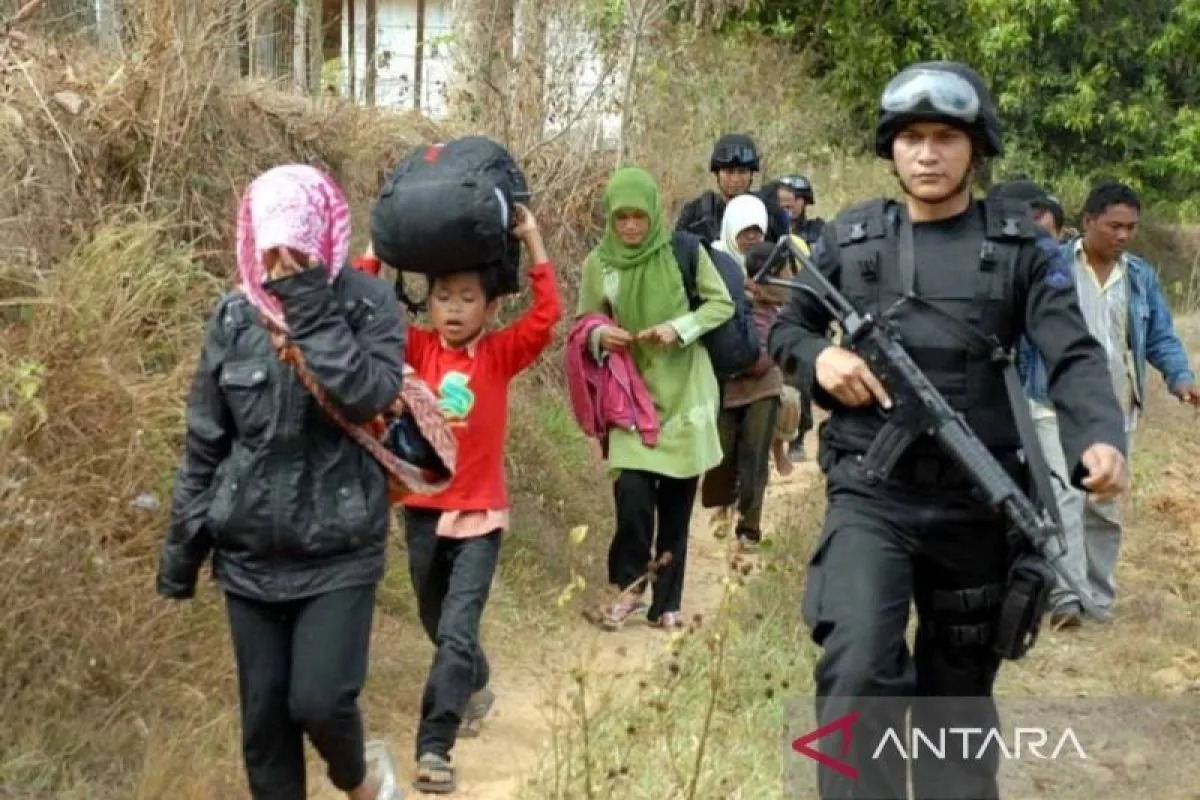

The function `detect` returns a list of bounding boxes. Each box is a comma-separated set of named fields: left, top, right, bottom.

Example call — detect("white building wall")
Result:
left=340, top=0, right=617, bottom=144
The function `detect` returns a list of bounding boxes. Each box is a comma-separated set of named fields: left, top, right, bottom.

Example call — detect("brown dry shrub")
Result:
left=0, top=2, right=615, bottom=793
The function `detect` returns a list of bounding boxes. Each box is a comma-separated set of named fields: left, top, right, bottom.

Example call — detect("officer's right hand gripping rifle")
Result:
left=756, top=235, right=1097, bottom=659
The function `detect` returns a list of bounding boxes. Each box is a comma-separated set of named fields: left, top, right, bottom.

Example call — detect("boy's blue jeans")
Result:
left=402, top=508, right=501, bottom=759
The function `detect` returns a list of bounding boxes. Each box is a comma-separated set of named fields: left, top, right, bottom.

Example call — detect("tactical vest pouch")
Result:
left=992, top=551, right=1056, bottom=660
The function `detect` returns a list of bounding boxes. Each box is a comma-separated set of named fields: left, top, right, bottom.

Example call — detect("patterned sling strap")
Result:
left=273, top=333, right=457, bottom=498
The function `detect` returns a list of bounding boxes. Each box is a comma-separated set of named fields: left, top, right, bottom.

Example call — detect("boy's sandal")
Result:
left=458, top=686, right=496, bottom=738
left=413, top=752, right=456, bottom=795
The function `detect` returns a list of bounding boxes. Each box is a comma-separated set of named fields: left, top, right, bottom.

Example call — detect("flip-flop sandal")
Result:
left=650, top=611, right=684, bottom=631
left=599, top=600, right=648, bottom=631
left=458, top=686, right=496, bottom=738
left=413, top=752, right=456, bottom=795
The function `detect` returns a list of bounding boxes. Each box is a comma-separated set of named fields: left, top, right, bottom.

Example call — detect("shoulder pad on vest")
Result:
left=834, top=198, right=897, bottom=246
left=983, top=196, right=1038, bottom=241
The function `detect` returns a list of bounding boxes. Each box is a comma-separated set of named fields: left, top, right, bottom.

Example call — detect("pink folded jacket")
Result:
left=565, top=314, right=660, bottom=455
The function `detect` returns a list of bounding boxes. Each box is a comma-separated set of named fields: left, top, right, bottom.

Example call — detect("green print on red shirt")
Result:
left=438, top=371, right=475, bottom=422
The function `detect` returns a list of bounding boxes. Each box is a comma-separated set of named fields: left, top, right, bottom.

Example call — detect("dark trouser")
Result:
left=792, top=368, right=815, bottom=447
left=403, top=508, right=501, bottom=760
left=701, top=397, right=780, bottom=540
left=609, top=469, right=699, bottom=622
left=225, top=585, right=375, bottom=800
left=802, top=453, right=1012, bottom=800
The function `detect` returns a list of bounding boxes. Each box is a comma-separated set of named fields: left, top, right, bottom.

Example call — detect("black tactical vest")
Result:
left=824, top=197, right=1038, bottom=455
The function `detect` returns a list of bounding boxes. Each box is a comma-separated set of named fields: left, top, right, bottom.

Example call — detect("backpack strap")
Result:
left=672, top=230, right=703, bottom=311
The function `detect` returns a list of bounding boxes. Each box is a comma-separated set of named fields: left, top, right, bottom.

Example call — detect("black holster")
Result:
left=992, top=552, right=1055, bottom=660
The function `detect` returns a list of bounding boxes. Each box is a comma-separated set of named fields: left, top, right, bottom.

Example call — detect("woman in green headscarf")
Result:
left=577, top=166, right=734, bottom=630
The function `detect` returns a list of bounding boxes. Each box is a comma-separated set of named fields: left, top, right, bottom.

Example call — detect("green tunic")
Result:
left=577, top=166, right=734, bottom=479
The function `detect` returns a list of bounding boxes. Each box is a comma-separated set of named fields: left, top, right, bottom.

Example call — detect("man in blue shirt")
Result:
left=1019, top=180, right=1199, bottom=628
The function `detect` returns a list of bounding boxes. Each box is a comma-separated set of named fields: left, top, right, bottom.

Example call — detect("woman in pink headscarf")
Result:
left=157, top=165, right=406, bottom=799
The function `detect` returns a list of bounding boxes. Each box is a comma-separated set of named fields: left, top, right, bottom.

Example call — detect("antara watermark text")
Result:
left=872, top=727, right=1089, bottom=761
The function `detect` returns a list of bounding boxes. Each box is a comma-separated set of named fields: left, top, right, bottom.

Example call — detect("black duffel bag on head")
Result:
left=370, top=135, right=530, bottom=309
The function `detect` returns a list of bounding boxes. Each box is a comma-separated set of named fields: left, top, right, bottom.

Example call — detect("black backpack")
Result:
left=670, top=231, right=761, bottom=380
left=370, top=136, right=530, bottom=308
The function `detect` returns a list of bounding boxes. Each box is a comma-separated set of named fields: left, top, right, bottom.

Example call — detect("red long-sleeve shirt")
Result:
left=403, top=262, right=562, bottom=512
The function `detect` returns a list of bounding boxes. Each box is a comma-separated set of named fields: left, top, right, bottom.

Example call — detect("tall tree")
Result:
left=447, top=0, right=516, bottom=134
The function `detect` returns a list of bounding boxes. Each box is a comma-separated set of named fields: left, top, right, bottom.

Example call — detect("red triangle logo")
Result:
left=791, top=711, right=861, bottom=780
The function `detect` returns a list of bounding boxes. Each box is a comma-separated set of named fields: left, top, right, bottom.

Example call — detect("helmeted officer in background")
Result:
left=675, top=133, right=789, bottom=242
left=777, top=173, right=827, bottom=246
left=769, top=61, right=1128, bottom=799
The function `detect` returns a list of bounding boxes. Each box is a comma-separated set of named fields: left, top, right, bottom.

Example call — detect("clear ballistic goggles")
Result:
left=713, top=143, right=758, bottom=166
left=779, top=174, right=812, bottom=192
left=881, top=69, right=981, bottom=123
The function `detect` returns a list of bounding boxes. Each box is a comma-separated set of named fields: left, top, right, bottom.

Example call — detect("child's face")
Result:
left=429, top=272, right=496, bottom=347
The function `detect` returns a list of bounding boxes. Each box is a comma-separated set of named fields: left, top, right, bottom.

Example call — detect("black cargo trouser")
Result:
left=801, top=451, right=1013, bottom=800
left=225, top=585, right=375, bottom=800
left=403, top=508, right=501, bottom=760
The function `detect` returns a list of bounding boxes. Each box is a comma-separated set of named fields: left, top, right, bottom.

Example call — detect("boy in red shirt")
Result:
left=396, top=205, right=561, bottom=793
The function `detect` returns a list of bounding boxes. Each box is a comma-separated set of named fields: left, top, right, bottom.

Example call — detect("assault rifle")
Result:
left=755, top=235, right=1101, bottom=656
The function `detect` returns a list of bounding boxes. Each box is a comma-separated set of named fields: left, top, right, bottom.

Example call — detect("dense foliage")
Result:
left=733, top=0, right=1200, bottom=213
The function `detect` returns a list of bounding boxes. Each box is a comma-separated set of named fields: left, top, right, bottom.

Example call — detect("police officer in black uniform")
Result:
left=675, top=133, right=789, bottom=242
left=769, top=61, right=1128, bottom=799
left=778, top=174, right=827, bottom=246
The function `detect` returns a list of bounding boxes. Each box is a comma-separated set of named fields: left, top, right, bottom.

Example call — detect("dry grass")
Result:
left=0, top=0, right=624, bottom=792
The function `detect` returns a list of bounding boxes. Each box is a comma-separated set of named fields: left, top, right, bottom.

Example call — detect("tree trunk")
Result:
left=364, top=0, right=377, bottom=105
left=347, top=0, right=356, bottom=99
left=447, top=0, right=516, bottom=135
left=309, top=0, right=323, bottom=93
left=293, top=0, right=309, bottom=94
left=512, top=0, right=546, bottom=141
left=252, top=3, right=278, bottom=80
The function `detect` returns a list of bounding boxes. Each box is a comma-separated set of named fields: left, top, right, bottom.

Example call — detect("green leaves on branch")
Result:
left=728, top=0, right=1200, bottom=208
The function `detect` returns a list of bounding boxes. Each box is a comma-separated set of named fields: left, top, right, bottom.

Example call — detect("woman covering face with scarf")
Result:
left=576, top=166, right=735, bottom=631
left=158, top=165, right=406, bottom=800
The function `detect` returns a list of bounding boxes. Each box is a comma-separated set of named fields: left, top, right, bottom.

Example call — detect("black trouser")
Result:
left=802, top=453, right=1012, bottom=800
left=792, top=368, right=815, bottom=446
left=403, top=508, right=501, bottom=759
left=702, top=397, right=779, bottom=540
left=225, top=585, right=375, bottom=800
left=609, top=469, right=699, bottom=622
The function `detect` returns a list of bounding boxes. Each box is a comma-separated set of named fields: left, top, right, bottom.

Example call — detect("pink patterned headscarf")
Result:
left=235, top=164, right=351, bottom=331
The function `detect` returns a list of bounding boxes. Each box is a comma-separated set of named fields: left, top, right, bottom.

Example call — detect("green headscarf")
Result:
left=596, top=167, right=673, bottom=271
left=586, top=166, right=692, bottom=336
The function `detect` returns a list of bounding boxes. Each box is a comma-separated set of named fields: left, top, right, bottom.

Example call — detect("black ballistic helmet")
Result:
left=779, top=174, right=815, bottom=204
left=874, top=61, right=1003, bottom=159
left=710, top=133, right=760, bottom=172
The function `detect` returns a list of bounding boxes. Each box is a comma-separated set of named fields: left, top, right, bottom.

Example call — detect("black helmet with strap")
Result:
left=779, top=174, right=815, bottom=204
left=874, top=61, right=1003, bottom=159
left=710, top=133, right=760, bottom=172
